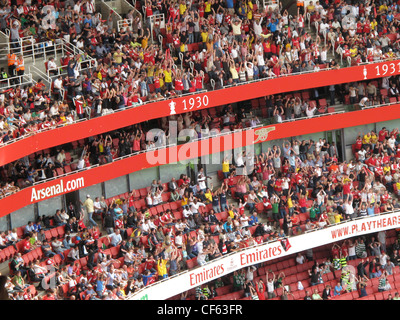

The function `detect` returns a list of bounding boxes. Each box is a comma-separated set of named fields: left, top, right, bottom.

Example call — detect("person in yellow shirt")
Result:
left=204, top=0, right=212, bottom=18
left=222, top=157, right=230, bottom=178
left=287, top=191, right=294, bottom=215
left=140, top=28, right=150, bottom=49
left=155, top=67, right=164, bottom=88
left=147, top=64, right=155, bottom=81
left=200, top=29, right=209, bottom=43
left=179, top=0, right=187, bottom=15
left=157, top=258, right=168, bottom=280
left=386, top=48, right=396, bottom=60
left=205, top=188, right=213, bottom=203
left=350, top=45, right=357, bottom=58
left=228, top=205, right=236, bottom=219
left=396, top=181, right=400, bottom=194
left=306, top=1, right=315, bottom=14
left=117, top=283, right=126, bottom=298
left=379, top=3, right=388, bottom=13
left=113, top=48, right=124, bottom=65
left=383, top=163, right=391, bottom=175
left=163, top=66, right=173, bottom=91
left=181, top=195, right=188, bottom=206
left=59, top=112, right=66, bottom=123
left=229, top=59, right=239, bottom=83
left=362, top=132, right=371, bottom=146
left=246, top=0, right=253, bottom=20
left=370, top=130, right=378, bottom=148
left=334, top=211, right=343, bottom=224
left=370, top=18, right=378, bottom=30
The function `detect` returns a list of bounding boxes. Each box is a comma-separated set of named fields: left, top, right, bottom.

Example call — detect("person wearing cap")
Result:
left=80, top=194, right=97, bottom=228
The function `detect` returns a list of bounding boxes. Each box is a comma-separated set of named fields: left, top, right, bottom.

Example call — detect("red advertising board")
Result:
left=2, top=102, right=400, bottom=218
left=0, top=60, right=398, bottom=167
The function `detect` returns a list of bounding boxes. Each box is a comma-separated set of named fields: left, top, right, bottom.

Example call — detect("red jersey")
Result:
left=114, top=219, right=124, bottom=229
left=145, top=5, right=153, bottom=17
left=75, top=99, right=84, bottom=115
left=174, top=79, right=183, bottom=90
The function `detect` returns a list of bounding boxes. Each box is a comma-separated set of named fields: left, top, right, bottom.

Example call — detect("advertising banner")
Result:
left=128, top=211, right=400, bottom=300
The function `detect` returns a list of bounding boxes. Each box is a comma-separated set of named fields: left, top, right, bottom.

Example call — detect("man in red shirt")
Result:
left=378, top=127, right=388, bottom=142
left=22, top=236, right=31, bottom=253
left=365, top=154, right=377, bottom=170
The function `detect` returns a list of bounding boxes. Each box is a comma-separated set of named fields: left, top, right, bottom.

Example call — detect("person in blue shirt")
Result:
left=333, top=282, right=343, bottom=296
left=267, top=19, right=278, bottom=33
left=387, top=11, right=394, bottom=22
left=219, top=190, right=228, bottom=212
left=141, top=269, right=156, bottom=286
left=32, top=221, right=42, bottom=233
left=367, top=203, right=375, bottom=216
left=95, top=274, right=105, bottom=297
left=83, top=14, right=93, bottom=27
left=249, top=212, right=259, bottom=226
left=223, top=219, right=233, bottom=232
left=226, top=0, right=234, bottom=11
left=24, top=221, right=34, bottom=236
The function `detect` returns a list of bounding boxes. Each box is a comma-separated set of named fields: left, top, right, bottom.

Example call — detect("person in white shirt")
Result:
left=245, top=61, right=254, bottom=80
left=197, top=167, right=210, bottom=192
left=306, top=104, right=317, bottom=118
left=182, top=206, right=193, bottom=218
left=319, top=19, right=329, bottom=34
left=108, top=229, right=122, bottom=247
left=93, top=197, right=102, bottom=215
left=148, top=217, right=157, bottom=230
left=141, top=219, right=151, bottom=234
left=253, top=16, right=263, bottom=36
left=296, top=252, right=306, bottom=265
left=68, top=247, right=80, bottom=261
left=146, top=192, right=153, bottom=207
left=152, top=190, right=163, bottom=206
left=236, top=151, right=245, bottom=167
left=240, top=214, right=249, bottom=228
left=47, top=57, right=58, bottom=75
left=189, top=198, right=206, bottom=214
left=174, top=231, right=183, bottom=248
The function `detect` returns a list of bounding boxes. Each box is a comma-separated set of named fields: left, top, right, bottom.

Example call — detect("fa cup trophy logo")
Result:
left=363, top=66, right=367, bottom=80
left=169, top=100, right=176, bottom=115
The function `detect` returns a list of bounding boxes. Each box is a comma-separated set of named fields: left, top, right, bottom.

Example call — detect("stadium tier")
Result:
left=1, top=0, right=400, bottom=301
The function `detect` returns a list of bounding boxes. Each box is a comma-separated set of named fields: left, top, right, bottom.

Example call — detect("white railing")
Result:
left=2, top=36, right=35, bottom=63
left=149, top=14, right=165, bottom=42
left=28, top=65, right=52, bottom=96
left=47, top=57, right=97, bottom=80
left=281, top=110, right=345, bottom=123
left=101, top=0, right=123, bottom=28
left=117, top=18, right=133, bottom=31
left=0, top=73, right=35, bottom=89
left=116, top=0, right=143, bottom=31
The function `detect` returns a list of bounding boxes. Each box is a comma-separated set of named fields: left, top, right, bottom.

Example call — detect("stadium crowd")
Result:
left=2, top=0, right=400, bottom=300
left=1, top=123, right=400, bottom=299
